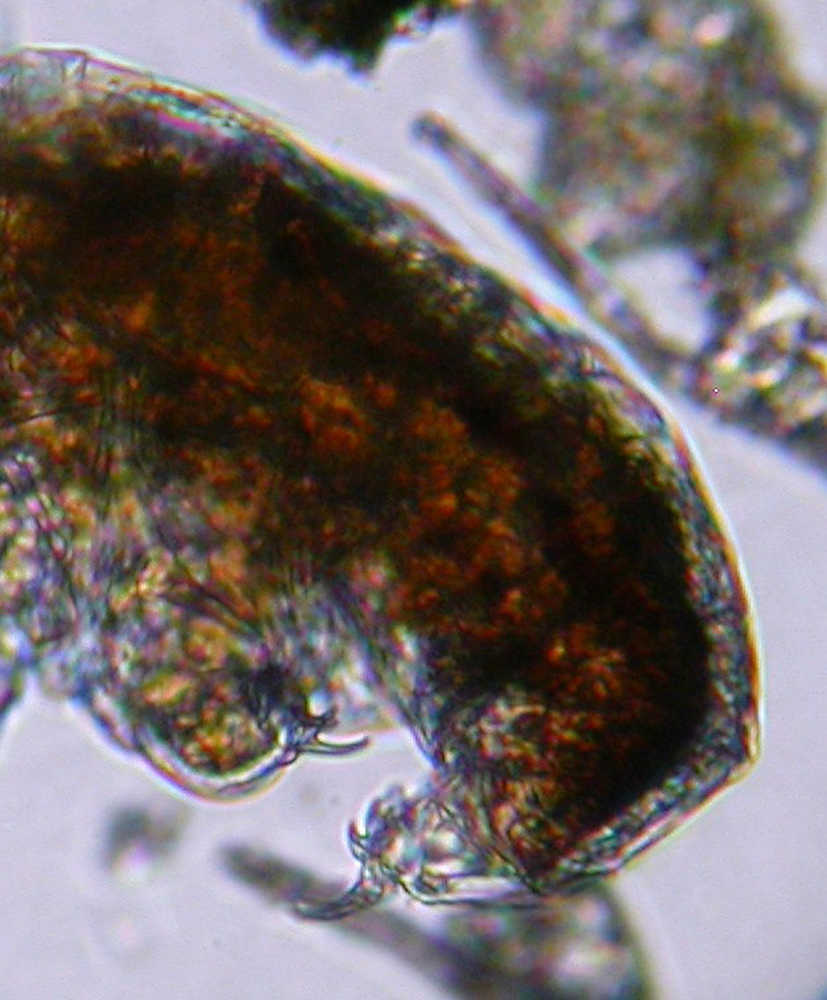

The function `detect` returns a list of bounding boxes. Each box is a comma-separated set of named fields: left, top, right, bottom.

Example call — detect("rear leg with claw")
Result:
left=296, top=779, right=518, bottom=919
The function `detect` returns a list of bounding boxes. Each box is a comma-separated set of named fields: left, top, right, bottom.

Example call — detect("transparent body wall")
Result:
left=0, top=0, right=806, bottom=995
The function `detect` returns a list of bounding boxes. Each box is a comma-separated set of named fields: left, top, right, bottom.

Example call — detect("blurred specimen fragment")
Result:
left=251, top=0, right=463, bottom=66
left=102, top=800, right=190, bottom=884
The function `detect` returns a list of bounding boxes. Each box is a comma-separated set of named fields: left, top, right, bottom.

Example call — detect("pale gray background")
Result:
left=0, top=2, right=825, bottom=998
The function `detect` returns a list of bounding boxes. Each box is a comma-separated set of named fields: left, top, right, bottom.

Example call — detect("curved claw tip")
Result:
left=293, top=877, right=386, bottom=920
left=306, top=732, right=370, bottom=756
